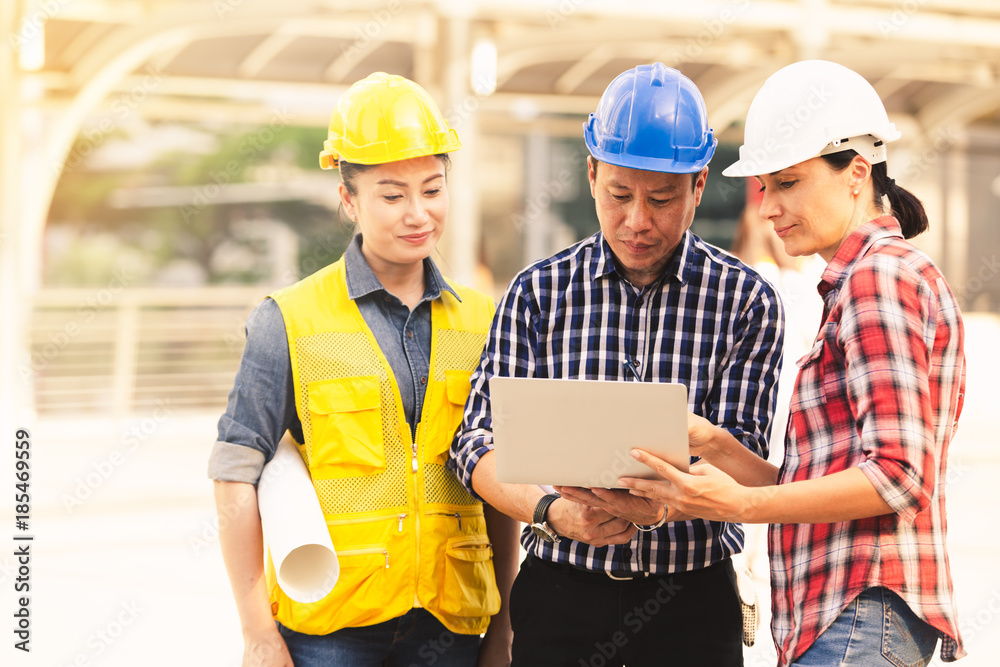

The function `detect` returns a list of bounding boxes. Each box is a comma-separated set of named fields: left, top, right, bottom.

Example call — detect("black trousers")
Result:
left=509, top=554, right=743, bottom=667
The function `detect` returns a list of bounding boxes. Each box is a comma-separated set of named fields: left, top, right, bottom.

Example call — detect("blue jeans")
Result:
left=277, top=608, right=480, bottom=667
left=791, top=587, right=938, bottom=666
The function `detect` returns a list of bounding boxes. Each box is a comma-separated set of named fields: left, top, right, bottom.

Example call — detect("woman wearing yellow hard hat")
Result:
left=621, top=61, right=965, bottom=666
left=209, top=72, right=517, bottom=666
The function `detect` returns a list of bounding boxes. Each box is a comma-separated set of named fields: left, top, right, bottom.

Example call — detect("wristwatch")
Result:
left=530, top=493, right=562, bottom=543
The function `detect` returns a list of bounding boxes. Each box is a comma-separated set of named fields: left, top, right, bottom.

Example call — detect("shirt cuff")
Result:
left=725, top=427, right=765, bottom=458
left=207, top=441, right=267, bottom=484
left=449, top=433, right=494, bottom=503
left=857, top=459, right=925, bottom=524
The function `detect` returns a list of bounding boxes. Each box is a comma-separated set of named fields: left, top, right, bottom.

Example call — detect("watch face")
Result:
left=531, top=522, right=557, bottom=543
left=530, top=524, right=550, bottom=542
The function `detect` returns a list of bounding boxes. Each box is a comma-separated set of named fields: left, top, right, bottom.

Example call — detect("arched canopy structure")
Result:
left=5, top=0, right=1000, bottom=419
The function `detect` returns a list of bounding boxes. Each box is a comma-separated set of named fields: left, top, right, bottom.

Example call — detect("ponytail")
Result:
left=821, top=151, right=929, bottom=239
left=870, top=162, right=928, bottom=239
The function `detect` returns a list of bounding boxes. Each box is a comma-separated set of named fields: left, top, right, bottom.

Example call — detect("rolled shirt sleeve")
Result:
left=839, top=255, right=938, bottom=522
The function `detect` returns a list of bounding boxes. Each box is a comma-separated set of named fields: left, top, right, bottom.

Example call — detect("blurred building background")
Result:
left=5, top=0, right=1000, bottom=417
left=1, top=1, right=1000, bottom=665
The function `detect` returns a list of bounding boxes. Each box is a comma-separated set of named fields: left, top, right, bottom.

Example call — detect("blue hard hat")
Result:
left=584, top=63, right=716, bottom=173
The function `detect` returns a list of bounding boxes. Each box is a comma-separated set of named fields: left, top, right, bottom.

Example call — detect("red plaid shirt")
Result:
left=769, top=217, right=966, bottom=665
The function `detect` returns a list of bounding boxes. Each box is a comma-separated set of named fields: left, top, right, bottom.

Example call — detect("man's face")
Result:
left=588, top=160, right=707, bottom=287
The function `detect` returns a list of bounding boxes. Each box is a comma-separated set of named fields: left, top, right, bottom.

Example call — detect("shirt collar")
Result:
left=818, top=216, right=903, bottom=298
left=592, top=230, right=691, bottom=286
left=344, top=233, right=459, bottom=302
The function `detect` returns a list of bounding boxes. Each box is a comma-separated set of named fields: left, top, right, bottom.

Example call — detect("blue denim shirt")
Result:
left=208, top=234, right=459, bottom=483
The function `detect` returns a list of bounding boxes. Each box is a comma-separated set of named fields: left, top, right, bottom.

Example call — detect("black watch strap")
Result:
left=533, top=493, right=560, bottom=525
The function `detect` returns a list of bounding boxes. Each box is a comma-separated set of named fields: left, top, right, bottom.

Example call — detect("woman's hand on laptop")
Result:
left=687, top=412, right=737, bottom=462
left=685, top=412, right=779, bottom=487
left=617, top=453, right=751, bottom=524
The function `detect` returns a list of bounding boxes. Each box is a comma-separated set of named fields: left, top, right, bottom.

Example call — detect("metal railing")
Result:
left=29, top=287, right=265, bottom=416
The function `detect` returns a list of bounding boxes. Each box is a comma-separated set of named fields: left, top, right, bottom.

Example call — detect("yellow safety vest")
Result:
left=266, top=257, right=500, bottom=636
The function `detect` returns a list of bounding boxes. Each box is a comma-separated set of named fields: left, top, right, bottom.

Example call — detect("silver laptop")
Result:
left=490, top=377, right=689, bottom=488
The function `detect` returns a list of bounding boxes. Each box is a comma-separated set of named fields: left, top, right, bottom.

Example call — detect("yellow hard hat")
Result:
left=319, top=72, right=462, bottom=169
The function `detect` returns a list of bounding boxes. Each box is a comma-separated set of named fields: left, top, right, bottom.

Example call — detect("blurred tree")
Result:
left=46, top=122, right=350, bottom=287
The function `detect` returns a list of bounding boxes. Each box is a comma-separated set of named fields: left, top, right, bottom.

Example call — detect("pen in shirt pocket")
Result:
left=624, top=358, right=643, bottom=382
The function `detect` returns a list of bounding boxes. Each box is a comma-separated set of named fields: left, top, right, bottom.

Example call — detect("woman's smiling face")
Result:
left=339, top=155, right=449, bottom=273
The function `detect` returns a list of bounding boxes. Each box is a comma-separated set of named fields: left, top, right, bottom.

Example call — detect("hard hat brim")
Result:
left=722, top=133, right=895, bottom=178
left=589, top=146, right=716, bottom=174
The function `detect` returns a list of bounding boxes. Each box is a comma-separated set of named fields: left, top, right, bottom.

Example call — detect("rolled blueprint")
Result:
left=257, top=433, right=339, bottom=603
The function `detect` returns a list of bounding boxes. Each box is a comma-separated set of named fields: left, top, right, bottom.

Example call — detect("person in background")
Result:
left=451, top=63, right=784, bottom=666
left=622, top=60, right=966, bottom=666
left=209, top=72, right=518, bottom=667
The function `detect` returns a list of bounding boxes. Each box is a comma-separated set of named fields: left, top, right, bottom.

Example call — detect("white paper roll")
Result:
left=257, top=434, right=339, bottom=603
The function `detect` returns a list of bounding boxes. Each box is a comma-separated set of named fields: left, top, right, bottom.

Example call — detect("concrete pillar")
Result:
left=942, top=136, right=970, bottom=302
left=440, top=15, right=479, bottom=286
left=894, top=135, right=943, bottom=263
left=411, top=10, right=438, bottom=95
left=523, top=132, right=553, bottom=266
left=795, top=0, right=830, bottom=60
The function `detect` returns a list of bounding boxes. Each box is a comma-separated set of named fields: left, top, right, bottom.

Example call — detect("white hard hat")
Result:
left=723, top=60, right=901, bottom=178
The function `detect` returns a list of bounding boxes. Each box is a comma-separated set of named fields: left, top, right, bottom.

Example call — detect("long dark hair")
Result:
left=820, top=150, right=928, bottom=239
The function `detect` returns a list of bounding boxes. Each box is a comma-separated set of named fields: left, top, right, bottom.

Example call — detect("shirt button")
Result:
left=383, top=295, right=392, bottom=303
left=406, top=330, right=413, bottom=339
left=633, top=360, right=641, bottom=368
left=420, top=376, right=427, bottom=385
left=623, top=546, right=632, bottom=559
left=635, top=297, right=643, bottom=307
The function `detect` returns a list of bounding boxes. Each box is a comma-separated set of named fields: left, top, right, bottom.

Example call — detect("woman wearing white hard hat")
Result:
left=209, top=73, right=516, bottom=666
left=619, top=60, right=965, bottom=666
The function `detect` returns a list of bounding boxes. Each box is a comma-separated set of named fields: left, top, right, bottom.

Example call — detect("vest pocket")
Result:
left=424, top=370, right=473, bottom=464
left=325, top=546, right=389, bottom=623
left=439, top=535, right=501, bottom=618
left=307, top=376, right=385, bottom=478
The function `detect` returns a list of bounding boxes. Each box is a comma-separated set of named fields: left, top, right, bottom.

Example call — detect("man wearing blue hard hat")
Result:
left=451, top=63, right=783, bottom=665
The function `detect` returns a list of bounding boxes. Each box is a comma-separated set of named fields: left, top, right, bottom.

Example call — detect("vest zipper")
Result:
left=428, top=511, right=464, bottom=531
left=398, top=513, right=406, bottom=532
left=413, top=506, right=421, bottom=605
left=412, top=425, right=422, bottom=604
left=447, top=535, right=493, bottom=550
left=325, top=518, right=396, bottom=569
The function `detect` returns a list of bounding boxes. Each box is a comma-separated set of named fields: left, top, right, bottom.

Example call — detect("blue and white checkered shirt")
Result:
left=450, top=230, right=784, bottom=575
